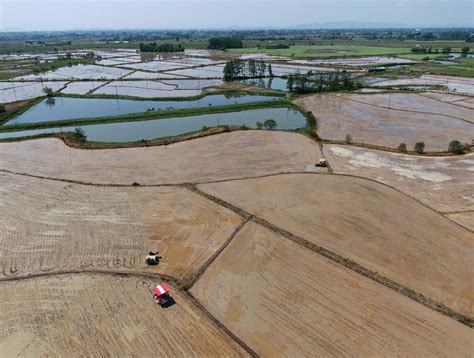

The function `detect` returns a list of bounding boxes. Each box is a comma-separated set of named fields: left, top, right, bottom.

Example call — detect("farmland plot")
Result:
left=93, top=80, right=195, bottom=98
left=372, top=75, right=474, bottom=94
left=0, top=81, right=67, bottom=102
left=191, top=222, right=472, bottom=357
left=0, top=132, right=320, bottom=184
left=323, top=145, right=474, bottom=212
left=165, top=65, right=225, bottom=78
left=294, top=93, right=474, bottom=150
left=289, top=56, right=415, bottom=67
left=15, top=64, right=132, bottom=80
left=0, top=274, right=247, bottom=357
left=198, top=174, right=474, bottom=316
left=0, top=173, right=241, bottom=279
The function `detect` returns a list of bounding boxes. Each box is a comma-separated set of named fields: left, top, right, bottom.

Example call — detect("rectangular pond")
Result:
left=5, top=94, right=281, bottom=125
left=0, top=107, right=306, bottom=143
left=241, top=77, right=289, bottom=91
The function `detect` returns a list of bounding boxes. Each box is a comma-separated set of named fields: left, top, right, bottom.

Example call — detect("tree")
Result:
left=73, top=127, right=87, bottom=142
left=398, top=143, right=407, bottom=153
left=268, top=63, right=273, bottom=77
left=263, top=119, right=277, bottom=129
left=0, top=104, right=5, bottom=113
left=441, top=47, right=451, bottom=54
left=43, top=87, right=53, bottom=97
left=414, top=142, right=425, bottom=154
left=448, top=140, right=464, bottom=154
left=256, top=121, right=263, bottom=129
left=208, top=37, right=243, bottom=50
left=461, top=46, right=470, bottom=54
left=345, top=134, right=352, bottom=144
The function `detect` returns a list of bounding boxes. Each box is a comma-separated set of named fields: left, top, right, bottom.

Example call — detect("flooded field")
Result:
left=0, top=107, right=305, bottom=142
left=16, top=64, right=132, bottom=80
left=0, top=81, right=68, bottom=102
left=5, top=94, right=281, bottom=124
left=372, top=75, right=474, bottom=94
left=295, top=92, right=474, bottom=151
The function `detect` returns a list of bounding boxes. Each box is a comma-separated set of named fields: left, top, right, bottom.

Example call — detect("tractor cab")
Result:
left=315, top=158, right=328, bottom=168
left=152, top=282, right=173, bottom=307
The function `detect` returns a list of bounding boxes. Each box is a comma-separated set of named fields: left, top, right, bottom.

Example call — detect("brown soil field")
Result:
left=338, top=92, right=474, bottom=123
left=421, top=91, right=473, bottom=105
left=445, top=212, right=474, bottom=232
left=0, top=172, right=241, bottom=279
left=323, top=144, right=474, bottom=212
left=198, top=174, right=473, bottom=316
left=191, top=222, right=473, bottom=357
left=0, top=131, right=320, bottom=185
left=0, top=274, right=247, bottom=356
left=294, top=93, right=474, bottom=151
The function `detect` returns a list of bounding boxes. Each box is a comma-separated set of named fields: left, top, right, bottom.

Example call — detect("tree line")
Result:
left=208, top=37, right=243, bottom=50
left=223, top=59, right=273, bottom=81
left=138, top=42, right=184, bottom=53
left=286, top=70, right=360, bottom=94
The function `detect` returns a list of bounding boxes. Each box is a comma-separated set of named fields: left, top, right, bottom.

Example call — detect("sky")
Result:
left=0, top=0, right=472, bottom=31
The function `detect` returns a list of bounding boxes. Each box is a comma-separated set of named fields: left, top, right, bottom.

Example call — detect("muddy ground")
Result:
left=323, top=144, right=474, bottom=213
left=198, top=174, right=473, bottom=316
left=0, top=172, right=241, bottom=280
left=0, top=274, right=247, bottom=356
left=294, top=92, right=473, bottom=151
left=191, top=222, right=472, bottom=357
left=0, top=131, right=320, bottom=185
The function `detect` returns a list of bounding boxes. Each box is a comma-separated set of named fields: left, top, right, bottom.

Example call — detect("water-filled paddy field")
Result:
left=0, top=107, right=306, bottom=142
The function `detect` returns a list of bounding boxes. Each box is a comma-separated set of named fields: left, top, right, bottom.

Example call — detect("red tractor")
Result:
left=152, top=282, right=173, bottom=307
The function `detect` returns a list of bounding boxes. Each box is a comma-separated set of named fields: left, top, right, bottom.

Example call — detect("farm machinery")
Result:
left=153, top=282, right=173, bottom=307
left=315, top=158, right=328, bottom=167
left=145, top=251, right=161, bottom=265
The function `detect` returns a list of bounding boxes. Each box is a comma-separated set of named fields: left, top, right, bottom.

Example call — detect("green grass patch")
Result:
left=230, top=44, right=412, bottom=58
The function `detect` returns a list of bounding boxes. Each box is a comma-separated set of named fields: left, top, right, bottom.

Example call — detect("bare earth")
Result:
left=0, top=274, right=247, bottom=357
left=294, top=92, right=474, bottom=151
left=191, top=222, right=473, bottom=357
left=445, top=212, right=474, bottom=231
left=0, top=172, right=241, bottom=280
left=198, top=174, right=474, bottom=316
left=0, top=131, right=320, bottom=185
left=323, top=144, right=474, bottom=212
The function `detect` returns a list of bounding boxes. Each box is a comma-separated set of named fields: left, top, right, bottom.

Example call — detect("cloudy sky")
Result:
left=0, top=0, right=472, bottom=31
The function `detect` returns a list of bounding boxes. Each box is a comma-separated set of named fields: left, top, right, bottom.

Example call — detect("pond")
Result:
left=241, top=77, right=289, bottom=91
left=5, top=94, right=281, bottom=125
left=0, top=107, right=306, bottom=142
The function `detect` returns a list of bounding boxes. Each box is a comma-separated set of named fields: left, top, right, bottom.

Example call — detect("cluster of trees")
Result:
left=223, top=59, right=273, bottom=81
left=397, top=140, right=469, bottom=154
left=208, top=37, right=243, bottom=50
left=256, top=119, right=277, bottom=129
left=286, top=70, right=360, bottom=94
left=138, top=42, right=184, bottom=53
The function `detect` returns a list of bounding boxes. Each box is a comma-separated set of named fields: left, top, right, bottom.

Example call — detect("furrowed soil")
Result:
left=294, top=92, right=474, bottom=151
left=0, top=172, right=241, bottom=279
left=198, top=174, right=473, bottom=316
left=323, top=145, right=474, bottom=212
left=0, top=131, right=320, bottom=185
left=0, top=274, right=248, bottom=357
left=191, top=222, right=473, bottom=357
left=445, top=212, right=474, bottom=231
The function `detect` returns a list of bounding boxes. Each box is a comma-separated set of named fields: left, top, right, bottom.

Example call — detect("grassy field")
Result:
left=386, top=57, right=474, bottom=77
left=230, top=44, right=412, bottom=58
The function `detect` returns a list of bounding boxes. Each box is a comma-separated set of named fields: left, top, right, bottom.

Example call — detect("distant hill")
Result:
left=295, top=21, right=472, bottom=29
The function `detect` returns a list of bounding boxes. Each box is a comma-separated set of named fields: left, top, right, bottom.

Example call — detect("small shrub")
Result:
left=0, top=104, right=5, bottom=113
left=256, top=121, right=263, bottom=129
left=448, top=140, right=464, bottom=154
left=73, top=127, right=87, bottom=143
left=202, top=126, right=208, bottom=131
left=398, top=143, right=407, bottom=152
left=345, top=134, right=352, bottom=144
left=240, top=124, right=248, bottom=130
left=42, top=87, right=53, bottom=97
left=414, top=142, right=425, bottom=154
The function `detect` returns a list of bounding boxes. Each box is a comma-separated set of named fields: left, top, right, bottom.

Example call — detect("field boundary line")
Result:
left=0, top=269, right=178, bottom=284
left=190, top=185, right=473, bottom=328
left=184, top=290, right=259, bottom=357
left=418, top=92, right=474, bottom=111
